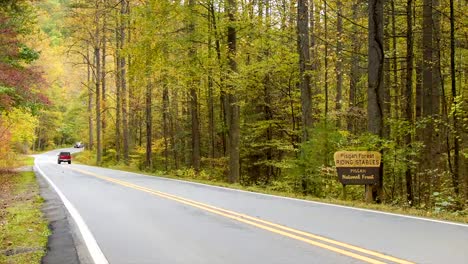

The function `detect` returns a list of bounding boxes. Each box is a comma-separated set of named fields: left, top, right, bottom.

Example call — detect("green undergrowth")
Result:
left=73, top=150, right=468, bottom=224
left=19, top=156, right=35, bottom=167
left=0, top=171, right=50, bottom=264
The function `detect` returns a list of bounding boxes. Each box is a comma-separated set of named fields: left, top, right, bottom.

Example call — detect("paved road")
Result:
left=35, top=148, right=468, bottom=264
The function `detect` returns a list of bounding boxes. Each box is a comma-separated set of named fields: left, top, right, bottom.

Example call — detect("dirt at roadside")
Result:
left=0, top=172, right=16, bottom=223
left=0, top=170, right=36, bottom=215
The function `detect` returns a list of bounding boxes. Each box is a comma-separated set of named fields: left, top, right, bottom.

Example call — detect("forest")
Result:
left=1, top=0, right=467, bottom=214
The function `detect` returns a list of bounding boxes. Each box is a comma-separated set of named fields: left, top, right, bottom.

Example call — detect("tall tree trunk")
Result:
left=309, top=0, right=315, bottom=65
left=227, top=0, right=239, bottom=183
left=207, top=3, right=215, bottom=159
left=170, top=88, right=179, bottom=170
left=415, top=63, right=423, bottom=122
left=297, top=0, right=313, bottom=193
left=405, top=0, right=414, bottom=204
left=297, top=0, right=313, bottom=140
left=189, top=0, right=200, bottom=173
left=94, top=1, right=102, bottom=165
left=433, top=0, right=443, bottom=190
left=210, top=2, right=228, bottom=157
left=323, top=1, right=329, bottom=120
left=309, top=0, right=317, bottom=115
left=335, top=0, right=343, bottom=128
left=367, top=0, right=385, bottom=202
left=264, top=74, right=274, bottom=181
left=264, top=0, right=273, bottom=181
left=288, top=79, right=298, bottom=149
left=207, top=74, right=215, bottom=159
left=145, top=77, right=152, bottom=170
left=101, top=0, right=107, bottom=145
left=391, top=0, right=399, bottom=122
left=115, top=20, right=121, bottom=162
left=190, top=86, right=201, bottom=172
left=87, top=44, right=94, bottom=150
left=163, top=84, right=170, bottom=171
left=221, top=90, right=230, bottom=157
left=421, top=0, right=434, bottom=205
left=432, top=0, right=441, bottom=118
left=121, top=0, right=129, bottom=165
left=183, top=93, right=191, bottom=166
left=382, top=5, right=391, bottom=140
left=449, top=0, right=460, bottom=195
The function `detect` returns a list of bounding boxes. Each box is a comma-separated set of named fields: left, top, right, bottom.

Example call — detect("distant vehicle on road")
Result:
left=58, top=152, right=71, bottom=164
left=74, top=142, right=84, bottom=148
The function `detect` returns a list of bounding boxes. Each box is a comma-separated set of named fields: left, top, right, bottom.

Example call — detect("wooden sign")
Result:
left=334, top=151, right=381, bottom=185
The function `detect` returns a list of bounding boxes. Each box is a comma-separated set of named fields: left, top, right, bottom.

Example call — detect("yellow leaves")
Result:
left=0, top=108, right=37, bottom=169
left=1, top=108, right=39, bottom=146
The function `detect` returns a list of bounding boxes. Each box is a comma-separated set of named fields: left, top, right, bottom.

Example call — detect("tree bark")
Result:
left=433, top=0, right=443, bottom=186
left=115, top=19, right=121, bottom=162
left=227, top=0, right=239, bottom=183
left=87, top=44, right=94, bottom=150
left=391, top=0, right=399, bottom=122
left=449, top=0, right=460, bottom=195
left=94, top=0, right=102, bottom=165
left=264, top=1, right=273, bottom=181
left=120, top=0, right=129, bottom=165
left=101, top=0, right=107, bottom=143
left=163, top=84, right=170, bottom=171
left=169, top=88, right=179, bottom=170
left=421, top=0, right=434, bottom=204
left=323, top=1, right=329, bottom=120
left=405, top=0, right=414, bottom=204
left=190, top=86, right=201, bottom=172
left=419, top=0, right=436, bottom=205
left=210, top=2, right=228, bottom=157
left=297, top=0, right=313, bottom=141
left=367, top=0, right=385, bottom=202
left=415, top=63, right=423, bottom=122
left=309, top=0, right=318, bottom=114
left=207, top=3, right=215, bottom=159
left=145, top=78, right=152, bottom=170
left=189, top=0, right=200, bottom=173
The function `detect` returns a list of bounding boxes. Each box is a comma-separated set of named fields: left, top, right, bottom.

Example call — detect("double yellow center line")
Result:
left=70, top=167, right=413, bottom=264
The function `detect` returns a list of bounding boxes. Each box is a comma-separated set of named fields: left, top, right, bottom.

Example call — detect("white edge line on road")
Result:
left=35, top=164, right=109, bottom=264
left=75, top=164, right=468, bottom=228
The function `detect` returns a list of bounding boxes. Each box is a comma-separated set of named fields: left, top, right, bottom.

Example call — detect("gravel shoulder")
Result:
left=36, top=168, right=93, bottom=264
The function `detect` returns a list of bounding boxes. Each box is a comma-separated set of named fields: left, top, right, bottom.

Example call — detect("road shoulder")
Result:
left=0, top=170, right=49, bottom=263
left=37, top=168, right=92, bottom=264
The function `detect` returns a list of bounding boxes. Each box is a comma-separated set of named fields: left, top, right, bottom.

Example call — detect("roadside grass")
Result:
left=0, top=171, right=50, bottom=263
left=19, top=156, right=35, bottom=167
left=72, top=149, right=96, bottom=166
left=73, top=150, right=468, bottom=224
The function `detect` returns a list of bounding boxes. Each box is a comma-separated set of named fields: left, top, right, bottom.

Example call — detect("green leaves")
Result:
left=18, top=44, right=40, bottom=63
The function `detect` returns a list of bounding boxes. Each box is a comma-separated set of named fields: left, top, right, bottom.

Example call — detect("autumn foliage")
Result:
left=0, top=5, right=48, bottom=169
left=0, top=15, right=48, bottom=111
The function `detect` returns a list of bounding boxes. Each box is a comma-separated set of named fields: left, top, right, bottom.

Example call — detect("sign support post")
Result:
left=342, top=184, right=347, bottom=200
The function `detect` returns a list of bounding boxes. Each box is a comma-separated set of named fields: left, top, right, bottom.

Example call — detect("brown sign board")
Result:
left=334, top=151, right=381, bottom=185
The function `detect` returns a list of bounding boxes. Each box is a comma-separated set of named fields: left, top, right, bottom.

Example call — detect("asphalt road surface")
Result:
left=35, top=148, right=468, bottom=264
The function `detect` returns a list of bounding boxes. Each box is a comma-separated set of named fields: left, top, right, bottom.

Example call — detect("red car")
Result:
left=58, top=152, right=71, bottom=164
